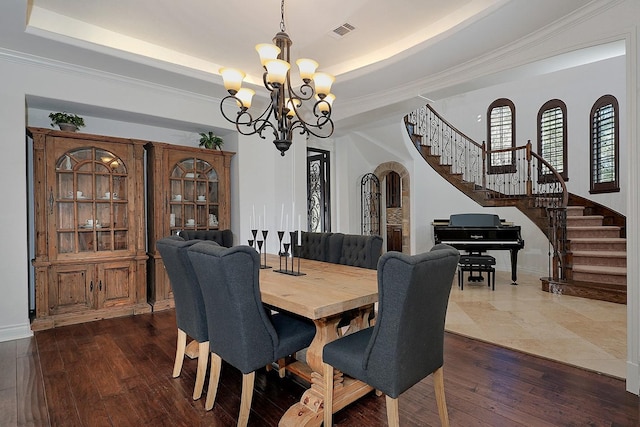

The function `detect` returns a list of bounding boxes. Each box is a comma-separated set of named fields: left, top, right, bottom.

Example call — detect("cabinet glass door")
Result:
left=169, top=157, right=219, bottom=233
left=55, top=147, right=128, bottom=254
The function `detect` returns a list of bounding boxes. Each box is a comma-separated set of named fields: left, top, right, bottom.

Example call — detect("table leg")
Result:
left=279, top=309, right=374, bottom=426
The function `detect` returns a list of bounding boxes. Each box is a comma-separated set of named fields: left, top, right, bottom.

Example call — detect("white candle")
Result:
left=264, top=205, right=267, bottom=230
left=258, top=215, right=261, bottom=231
left=292, top=202, right=295, bottom=232
left=252, top=205, right=256, bottom=229
left=280, top=204, right=284, bottom=230
left=285, top=214, right=288, bottom=233
left=298, top=215, right=301, bottom=245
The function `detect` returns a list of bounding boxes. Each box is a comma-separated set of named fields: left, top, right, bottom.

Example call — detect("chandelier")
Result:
left=219, top=0, right=336, bottom=156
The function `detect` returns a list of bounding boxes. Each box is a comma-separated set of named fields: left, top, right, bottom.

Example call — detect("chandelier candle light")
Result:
left=219, top=0, right=336, bottom=156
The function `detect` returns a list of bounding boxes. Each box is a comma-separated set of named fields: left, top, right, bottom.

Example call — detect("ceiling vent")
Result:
left=329, top=23, right=356, bottom=39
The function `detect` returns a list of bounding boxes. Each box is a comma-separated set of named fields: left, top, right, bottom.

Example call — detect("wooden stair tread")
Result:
left=571, top=250, right=627, bottom=258
left=566, top=215, right=604, bottom=220
left=572, top=265, right=627, bottom=275
left=568, top=237, right=626, bottom=243
left=566, top=209, right=585, bottom=216
left=566, top=225, right=621, bottom=230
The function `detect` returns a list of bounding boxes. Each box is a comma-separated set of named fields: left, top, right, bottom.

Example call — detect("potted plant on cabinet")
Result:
left=199, top=131, right=224, bottom=150
left=49, top=112, right=86, bottom=132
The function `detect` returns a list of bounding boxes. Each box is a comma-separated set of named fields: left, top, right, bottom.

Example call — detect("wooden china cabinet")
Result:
left=29, top=127, right=150, bottom=330
left=146, top=141, right=234, bottom=311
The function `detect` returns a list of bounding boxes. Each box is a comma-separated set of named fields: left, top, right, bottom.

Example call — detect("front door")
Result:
left=307, top=149, right=331, bottom=232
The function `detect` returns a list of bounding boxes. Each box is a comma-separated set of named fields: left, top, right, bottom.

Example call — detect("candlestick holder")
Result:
left=260, top=230, right=272, bottom=269
left=276, top=242, right=291, bottom=273
left=277, top=230, right=285, bottom=255
left=251, top=229, right=258, bottom=249
left=289, top=231, right=297, bottom=258
left=248, top=239, right=254, bottom=247
left=275, top=236, right=305, bottom=276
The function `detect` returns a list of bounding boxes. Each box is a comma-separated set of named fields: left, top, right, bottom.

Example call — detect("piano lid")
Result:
left=432, top=214, right=516, bottom=227
left=450, top=213, right=501, bottom=227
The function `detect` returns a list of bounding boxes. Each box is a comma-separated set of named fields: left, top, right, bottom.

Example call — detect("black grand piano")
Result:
left=433, top=213, right=524, bottom=284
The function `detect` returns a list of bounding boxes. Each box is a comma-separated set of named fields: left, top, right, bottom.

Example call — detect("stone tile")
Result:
left=445, top=270, right=626, bottom=379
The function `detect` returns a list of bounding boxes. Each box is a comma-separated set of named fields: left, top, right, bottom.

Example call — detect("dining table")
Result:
left=259, top=253, right=379, bottom=427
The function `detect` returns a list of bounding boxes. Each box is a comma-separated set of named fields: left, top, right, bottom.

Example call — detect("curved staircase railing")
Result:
left=405, top=104, right=568, bottom=282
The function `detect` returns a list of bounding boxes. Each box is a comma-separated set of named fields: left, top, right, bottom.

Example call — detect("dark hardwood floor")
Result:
left=2, top=310, right=638, bottom=426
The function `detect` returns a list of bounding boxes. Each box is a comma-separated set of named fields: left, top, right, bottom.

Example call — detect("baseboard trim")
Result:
left=627, top=361, right=639, bottom=395
left=0, top=322, right=33, bottom=342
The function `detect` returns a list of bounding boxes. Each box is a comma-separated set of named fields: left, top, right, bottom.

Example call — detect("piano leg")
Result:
left=510, top=249, right=519, bottom=285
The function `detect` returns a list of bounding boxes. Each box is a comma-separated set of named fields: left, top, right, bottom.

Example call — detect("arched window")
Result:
left=487, top=98, right=516, bottom=174
left=537, top=99, right=568, bottom=181
left=590, top=95, right=619, bottom=193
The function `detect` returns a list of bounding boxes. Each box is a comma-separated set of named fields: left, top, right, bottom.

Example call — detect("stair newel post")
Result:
left=526, top=140, right=533, bottom=197
left=481, top=141, right=487, bottom=190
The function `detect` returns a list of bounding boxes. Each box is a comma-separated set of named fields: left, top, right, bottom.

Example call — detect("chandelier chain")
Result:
left=280, top=0, right=286, bottom=32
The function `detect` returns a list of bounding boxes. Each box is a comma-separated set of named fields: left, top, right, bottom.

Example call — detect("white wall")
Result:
left=233, top=131, right=306, bottom=252
left=0, top=79, right=29, bottom=341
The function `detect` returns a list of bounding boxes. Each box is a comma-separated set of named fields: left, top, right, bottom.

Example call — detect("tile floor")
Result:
left=446, top=269, right=627, bottom=379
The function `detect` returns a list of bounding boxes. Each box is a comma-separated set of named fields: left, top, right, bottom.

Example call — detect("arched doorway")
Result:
left=373, top=162, right=410, bottom=254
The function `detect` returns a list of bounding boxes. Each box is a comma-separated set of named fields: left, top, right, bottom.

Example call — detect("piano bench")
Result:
left=457, top=255, right=496, bottom=291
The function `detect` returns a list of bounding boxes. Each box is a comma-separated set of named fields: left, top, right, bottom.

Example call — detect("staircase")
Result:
left=405, top=104, right=626, bottom=304
left=541, top=205, right=627, bottom=303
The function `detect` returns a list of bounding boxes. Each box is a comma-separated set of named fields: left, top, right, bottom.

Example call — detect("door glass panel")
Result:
left=77, top=202, right=94, bottom=227
left=208, top=175, right=219, bottom=204
left=113, top=204, right=127, bottom=229
left=97, top=229, right=112, bottom=251
left=94, top=162, right=110, bottom=173
left=77, top=162, right=94, bottom=173
left=207, top=205, right=219, bottom=227
left=307, top=149, right=331, bottom=232
left=58, top=232, right=75, bottom=253
left=112, top=176, right=126, bottom=200
left=78, top=230, right=95, bottom=252
left=57, top=202, right=74, bottom=229
left=114, top=231, right=127, bottom=250
left=56, top=154, right=74, bottom=171
left=95, top=202, right=111, bottom=228
left=72, top=148, right=93, bottom=162
left=183, top=179, right=195, bottom=202
left=170, top=179, right=182, bottom=201
left=95, top=174, right=110, bottom=199
left=57, top=172, right=74, bottom=199
left=183, top=204, right=195, bottom=227
left=77, top=173, right=93, bottom=199
left=361, top=173, right=381, bottom=236
left=170, top=204, right=182, bottom=231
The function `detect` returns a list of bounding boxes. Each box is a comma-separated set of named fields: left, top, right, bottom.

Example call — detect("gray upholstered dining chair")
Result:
left=156, top=236, right=218, bottom=400
left=322, top=244, right=460, bottom=427
left=187, top=243, right=316, bottom=427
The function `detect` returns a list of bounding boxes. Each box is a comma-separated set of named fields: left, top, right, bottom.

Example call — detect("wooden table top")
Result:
left=259, top=254, right=378, bottom=320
